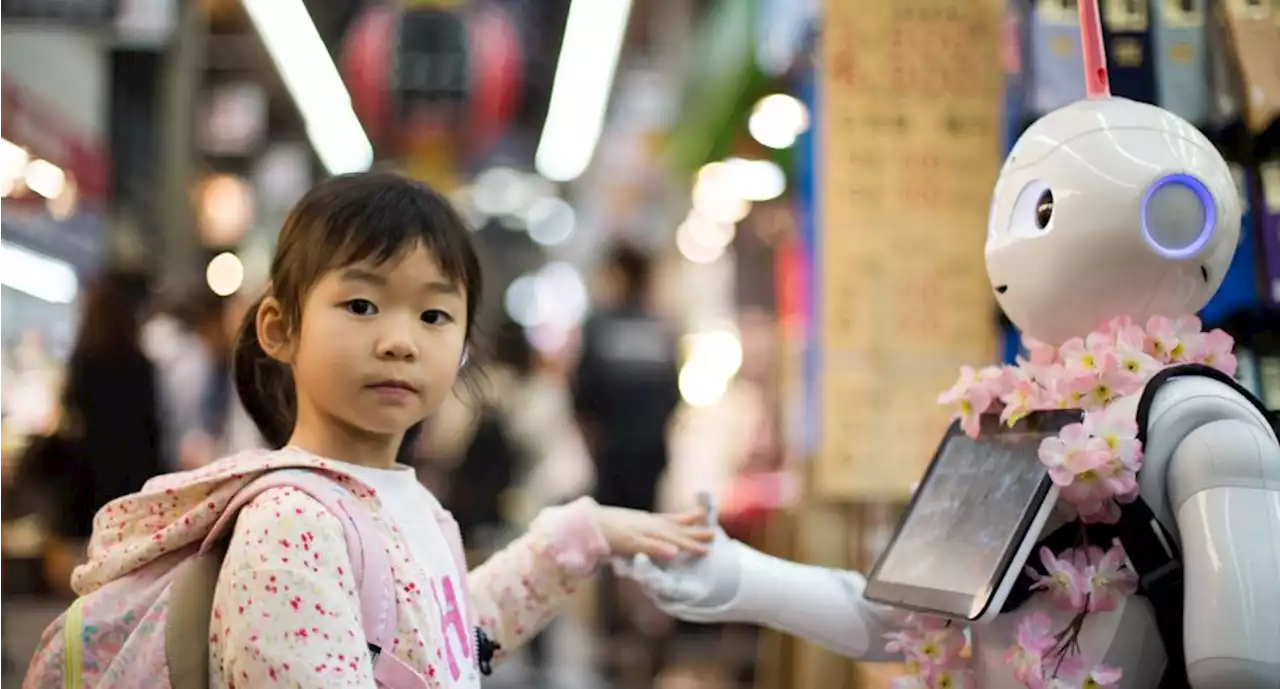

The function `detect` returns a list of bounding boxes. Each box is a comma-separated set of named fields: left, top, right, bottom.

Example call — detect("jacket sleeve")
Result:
left=210, top=486, right=377, bottom=687
left=466, top=497, right=609, bottom=661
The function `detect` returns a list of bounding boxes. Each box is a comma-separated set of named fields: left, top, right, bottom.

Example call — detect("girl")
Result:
left=56, top=172, right=712, bottom=688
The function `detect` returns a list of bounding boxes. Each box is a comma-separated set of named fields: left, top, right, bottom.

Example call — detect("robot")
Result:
left=618, top=2, right=1280, bottom=687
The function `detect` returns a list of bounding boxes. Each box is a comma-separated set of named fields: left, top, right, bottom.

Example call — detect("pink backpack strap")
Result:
left=204, top=470, right=429, bottom=688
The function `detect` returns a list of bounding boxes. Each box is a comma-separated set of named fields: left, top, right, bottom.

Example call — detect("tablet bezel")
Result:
left=863, top=409, right=1082, bottom=623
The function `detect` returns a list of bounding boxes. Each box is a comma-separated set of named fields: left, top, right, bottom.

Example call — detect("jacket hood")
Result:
left=71, top=448, right=379, bottom=595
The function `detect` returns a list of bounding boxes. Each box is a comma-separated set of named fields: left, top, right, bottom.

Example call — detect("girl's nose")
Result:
left=376, top=327, right=419, bottom=361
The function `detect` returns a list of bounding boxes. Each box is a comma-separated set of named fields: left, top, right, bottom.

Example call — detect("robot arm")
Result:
left=620, top=530, right=903, bottom=662
left=1147, top=378, right=1280, bottom=687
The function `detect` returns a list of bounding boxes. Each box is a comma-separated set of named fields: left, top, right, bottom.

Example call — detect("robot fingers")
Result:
left=696, top=490, right=719, bottom=527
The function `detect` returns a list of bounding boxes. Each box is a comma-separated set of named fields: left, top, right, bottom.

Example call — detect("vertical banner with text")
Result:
left=816, top=0, right=1004, bottom=501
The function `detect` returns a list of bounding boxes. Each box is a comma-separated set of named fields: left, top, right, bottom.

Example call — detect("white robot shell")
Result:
left=986, top=97, right=1241, bottom=345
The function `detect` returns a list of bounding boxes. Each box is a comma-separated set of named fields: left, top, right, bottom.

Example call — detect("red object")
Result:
left=466, top=4, right=523, bottom=153
left=775, top=236, right=808, bottom=339
left=719, top=471, right=798, bottom=539
left=340, top=2, right=524, bottom=160
left=1, top=81, right=110, bottom=202
left=1078, top=0, right=1110, bottom=99
left=341, top=3, right=398, bottom=151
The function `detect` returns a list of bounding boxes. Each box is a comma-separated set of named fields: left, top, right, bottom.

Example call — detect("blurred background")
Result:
left=1, top=0, right=1277, bottom=687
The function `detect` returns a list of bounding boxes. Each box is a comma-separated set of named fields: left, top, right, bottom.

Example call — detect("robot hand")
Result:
left=613, top=492, right=901, bottom=661
left=611, top=493, right=747, bottom=623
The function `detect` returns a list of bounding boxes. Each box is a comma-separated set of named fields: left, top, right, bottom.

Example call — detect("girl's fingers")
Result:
left=670, top=509, right=708, bottom=526
left=686, top=526, right=715, bottom=542
left=649, top=525, right=711, bottom=554
left=636, top=535, right=680, bottom=561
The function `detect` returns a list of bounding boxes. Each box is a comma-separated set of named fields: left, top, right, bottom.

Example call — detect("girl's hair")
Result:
left=233, top=172, right=483, bottom=449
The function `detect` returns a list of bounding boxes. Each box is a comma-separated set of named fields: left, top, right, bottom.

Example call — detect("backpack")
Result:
left=27, top=470, right=431, bottom=689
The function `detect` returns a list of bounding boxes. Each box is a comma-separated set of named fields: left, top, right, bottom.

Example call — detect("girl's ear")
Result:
left=256, top=296, right=296, bottom=364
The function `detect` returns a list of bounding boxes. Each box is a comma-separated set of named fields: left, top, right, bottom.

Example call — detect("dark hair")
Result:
left=491, top=317, right=533, bottom=377
left=606, top=242, right=653, bottom=300
left=72, top=270, right=149, bottom=359
left=233, top=172, right=483, bottom=448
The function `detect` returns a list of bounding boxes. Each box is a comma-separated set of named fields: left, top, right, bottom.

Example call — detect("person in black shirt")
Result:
left=37, top=270, right=165, bottom=594
left=572, top=243, right=681, bottom=679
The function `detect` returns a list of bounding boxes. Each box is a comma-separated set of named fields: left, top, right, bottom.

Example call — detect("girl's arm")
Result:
left=466, top=497, right=609, bottom=661
left=211, top=486, right=376, bottom=687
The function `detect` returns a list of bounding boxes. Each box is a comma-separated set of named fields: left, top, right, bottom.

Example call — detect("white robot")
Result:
left=620, top=3, right=1280, bottom=687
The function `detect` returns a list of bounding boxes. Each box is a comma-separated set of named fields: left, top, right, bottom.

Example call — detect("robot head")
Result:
left=985, top=2, right=1241, bottom=345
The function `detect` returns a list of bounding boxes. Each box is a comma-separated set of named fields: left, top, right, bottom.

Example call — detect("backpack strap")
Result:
left=166, top=469, right=429, bottom=688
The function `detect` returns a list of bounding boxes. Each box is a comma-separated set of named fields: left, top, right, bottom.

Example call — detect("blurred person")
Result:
left=41, top=270, right=165, bottom=593
left=573, top=243, right=682, bottom=679
left=144, top=291, right=237, bottom=470
left=25, top=172, right=712, bottom=688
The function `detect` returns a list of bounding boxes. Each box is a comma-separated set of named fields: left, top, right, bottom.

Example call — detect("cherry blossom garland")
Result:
left=887, top=315, right=1237, bottom=689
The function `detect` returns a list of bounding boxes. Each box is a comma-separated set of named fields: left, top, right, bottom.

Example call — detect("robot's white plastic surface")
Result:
left=620, top=2, right=1280, bottom=684
left=987, top=97, right=1240, bottom=345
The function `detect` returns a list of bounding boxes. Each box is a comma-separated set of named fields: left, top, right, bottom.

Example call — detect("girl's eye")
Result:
left=343, top=299, right=378, bottom=316
left=421, top=309, right=453, bottom=325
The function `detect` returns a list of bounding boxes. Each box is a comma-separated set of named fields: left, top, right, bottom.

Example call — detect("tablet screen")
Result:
left=866, top=411, right=1079, bottom=619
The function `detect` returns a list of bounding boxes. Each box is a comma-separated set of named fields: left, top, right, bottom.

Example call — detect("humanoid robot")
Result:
left=619, top=3, right=1280, bottom=688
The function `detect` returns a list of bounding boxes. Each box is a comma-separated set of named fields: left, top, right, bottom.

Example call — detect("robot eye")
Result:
left=1140, top=173, right=1216, bottom=260
left=1007, top=180, right=1054, bottom=237
left=1034, top=190, right=1054, bottom=230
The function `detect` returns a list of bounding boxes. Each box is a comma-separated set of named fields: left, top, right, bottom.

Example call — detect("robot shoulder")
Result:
left=1136, top=367, right=1279, bottom=514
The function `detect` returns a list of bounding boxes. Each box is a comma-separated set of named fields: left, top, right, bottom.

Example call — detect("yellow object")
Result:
left=63, top=597, right=85, bottom=689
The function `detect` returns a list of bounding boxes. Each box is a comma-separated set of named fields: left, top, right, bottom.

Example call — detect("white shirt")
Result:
left=342, top=463, right=482, bottom=689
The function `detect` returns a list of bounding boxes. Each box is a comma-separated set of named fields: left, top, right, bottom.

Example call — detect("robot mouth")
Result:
left=994, top=285, right=1008, bottom=294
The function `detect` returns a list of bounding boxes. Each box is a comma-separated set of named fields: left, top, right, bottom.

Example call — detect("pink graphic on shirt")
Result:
left=432, top=575, right=472, bottom=680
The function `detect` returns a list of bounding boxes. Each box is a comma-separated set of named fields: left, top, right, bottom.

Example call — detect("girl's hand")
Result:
left=596, top=505, right=715, bottom=562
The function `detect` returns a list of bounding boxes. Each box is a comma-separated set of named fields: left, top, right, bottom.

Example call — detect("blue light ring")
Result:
left=1139, top=173, right=1216, bottom=260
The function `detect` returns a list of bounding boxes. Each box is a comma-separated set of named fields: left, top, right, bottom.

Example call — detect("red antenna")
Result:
left=1079, top=0, right=1110, bottom=98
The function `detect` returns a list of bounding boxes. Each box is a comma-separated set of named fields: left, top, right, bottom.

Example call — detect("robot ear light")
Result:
left=1078, top=0, right=1111, bottom=99
left=1140, top=174, right=1216, bottom=260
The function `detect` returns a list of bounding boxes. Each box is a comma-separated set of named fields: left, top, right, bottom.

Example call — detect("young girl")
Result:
left=54, top=172, right=712, bottom=687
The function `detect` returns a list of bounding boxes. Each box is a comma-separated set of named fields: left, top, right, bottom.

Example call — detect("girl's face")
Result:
left=286, top=242, right=469, bottom=439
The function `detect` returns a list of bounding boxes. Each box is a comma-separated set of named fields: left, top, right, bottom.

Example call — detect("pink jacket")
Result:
left=68, top=448, right=608, bottom=687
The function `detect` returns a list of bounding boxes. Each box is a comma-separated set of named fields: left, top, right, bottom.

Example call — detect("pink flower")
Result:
left=1101, top=315, right=1134, bottom=339
left=1083, top=406, right=1143, bottom=501
left=1039, top=425, right=1109, bottom=488
left=1003, top=612, right=1055, bottom=687
left=1000, top=375, right=1045, bottom=426
left=1077, top=360, right=1139, bottom=411
left=1112, top=324, right=1162, bottom=382
left=1027, top=547, right=1090, bottom=612
left=1077, top=500, right=1122, bottom=525
left=912, top=627, right=966, bottom=666
left=939, top=366, right=995, bottom=438
left=1051, top=657, right=1123, bottom=688
left=1196, top=329, right=1237, bottom=376
left=1146, top=315, right=1203, bottom=363
left=885, top=629, right=924, bottom=656
left=1038, top=368, right=1094, bottom=409
left=1085, top=541, right=1138, bottom=613
left=924, top=665, right=977, bottom=689
left=1059, top=333, right=1114, bottom=373
left=1023, top=336, right=1060, bottom=366
left=1082, top=407, right=1141, bottom=463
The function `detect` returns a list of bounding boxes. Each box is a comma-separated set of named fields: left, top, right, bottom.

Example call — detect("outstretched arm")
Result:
left=622, top=528, right=903, bottom=662
left=466, top=498, right=608, bottom=664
